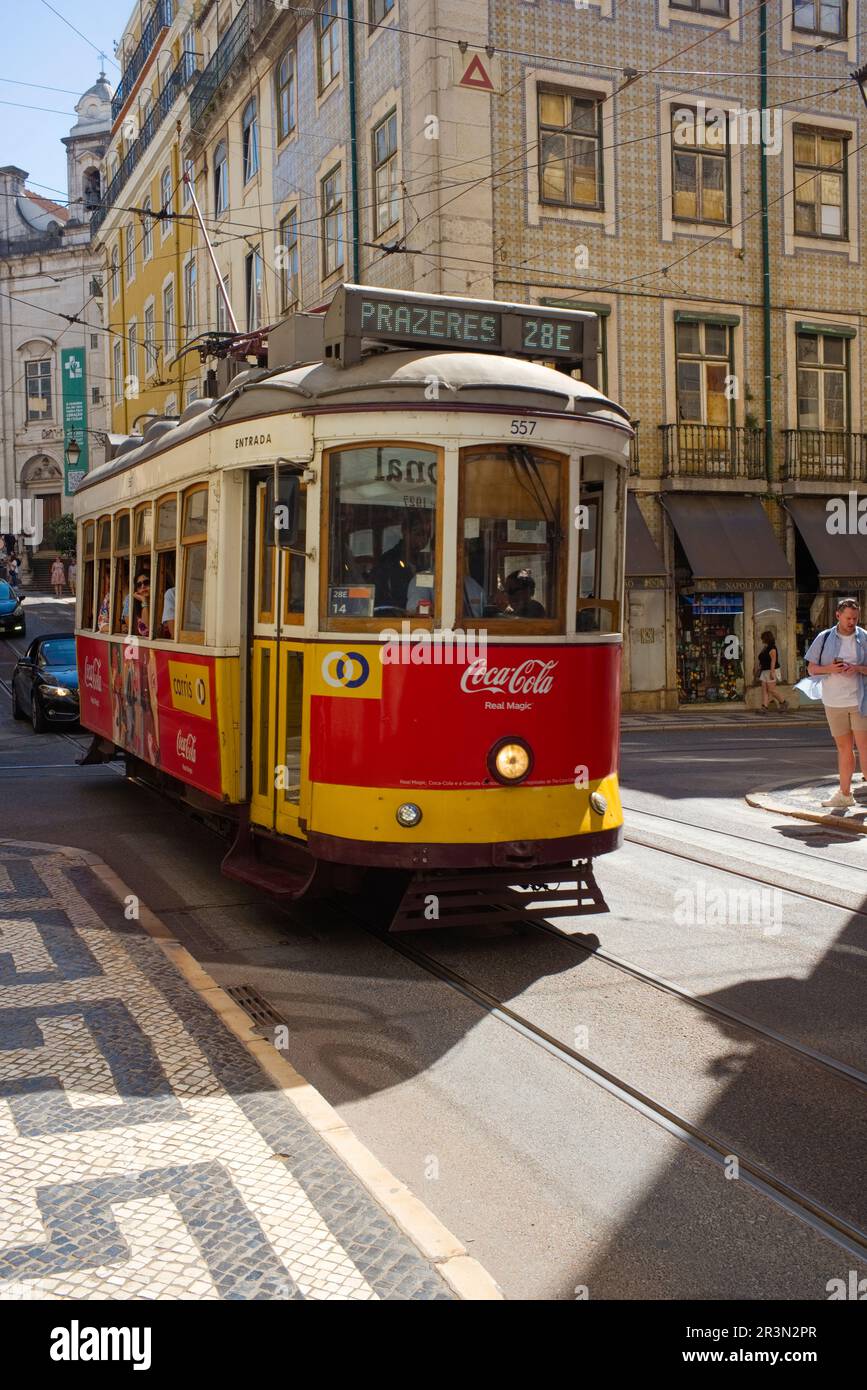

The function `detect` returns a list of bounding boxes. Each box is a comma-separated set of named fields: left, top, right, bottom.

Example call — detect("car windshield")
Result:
left=40, top=639, right=76, bottom=666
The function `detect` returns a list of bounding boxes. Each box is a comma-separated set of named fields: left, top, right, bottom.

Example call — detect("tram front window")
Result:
left=459, top=445, right=562, bottom=624
left=327, top=445, right=438, bottom=621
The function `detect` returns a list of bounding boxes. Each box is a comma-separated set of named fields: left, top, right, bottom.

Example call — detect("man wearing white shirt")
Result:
left=805, top=598, right=867, bottom=809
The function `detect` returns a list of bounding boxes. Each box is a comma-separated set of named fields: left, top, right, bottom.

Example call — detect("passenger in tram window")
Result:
left=161, top=585, right=175, bottom=639
left=370, top=510, right=433, bottom=614
left=121, top=571, right=150, bottom=637
left=97, top=575, right=111, bottom=633
left=502, top=568, right=546, bottom=619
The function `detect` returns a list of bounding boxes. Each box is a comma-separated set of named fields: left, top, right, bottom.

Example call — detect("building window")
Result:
left=279, top=212, right=299, bottom=309
left=797, top=332, right=848, bottom=432
left=216, top=274, right=231, bottom=334
left=321, top=165, right=344, bottom=277
left=141, top=197, right=153, bottom=261
left=214, top=142, right=228, bottom=215
left=276, top=49, right=296, bottom=142
left=110, top=245, right=120, bottom=302
left=144, top=302, right=158, bottom=376
left=186, top=384, right=199, bottom=407
left=113, top=340, right=123, bottom=403
left=128, top=321, right=138, bottom=390
left=245, top=248, right=263, bottom=331
left=125, top=223, right=136, bottom=282
left=25, top=360, right=52, bottom=421
left=794, top=126, right=848, bottom=239
left=793, top=0, right=845, bottom=38
left=183, top=259, right=197, bottom=337
left=538, top=89, right=603, bottom=209
left=163, top=279, right=175, bottom=362
left=671, top=107, right=729, bottom=224
left=370, top=0, right=395, bottom=24
left=372, top=109, right=399, bottom=236
left=181, top=158, right=194, bottom=208
left=318, top=0, right=341, bottom=92
left=671, top=0, right=728, bottom=12
left=83, top=167, right=101, bottom=210
left=242, top=98, right=259, bottom=182
left=675, top=320, right=732, bottom=425
left=160, top=167, right=173, bottom=239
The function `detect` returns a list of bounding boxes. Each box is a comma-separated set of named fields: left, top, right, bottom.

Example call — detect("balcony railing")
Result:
left=112, top=0, right=174, bottom=122
left=660, top=423, right=765, bottom=480
left=91, top=49, right=200, bottom=236
left=189, top=0, right=250, bottom=132
left=782, top=429, right=867, bottom=483
left=628, top=419, right=640, bottom=475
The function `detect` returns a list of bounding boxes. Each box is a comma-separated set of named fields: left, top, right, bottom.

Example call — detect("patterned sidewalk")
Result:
left=746, top=777, right=867, bottom=836
left=622, top=708, right=825, bottom=732
left=0, top=840, right=495, bottom=1300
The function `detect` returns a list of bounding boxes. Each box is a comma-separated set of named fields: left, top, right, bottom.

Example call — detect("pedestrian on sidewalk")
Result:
left=67, top=558, right=77, bottom=597
left=755, top=630, right=788, bottom=713
left=796, top=598, right=867, bottom=809
left=50, top=557, right=65, bottom=597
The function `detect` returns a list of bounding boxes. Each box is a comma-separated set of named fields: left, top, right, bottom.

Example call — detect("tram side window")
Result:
left=576, top=469, right=621, bottom=633
left=281, top=473, right=306, bottom=624
left=180, top=486, right=208, bottom=643
left=257, top=483, right=275, bottom=624
left=459, top=445, right=562, bottom=624
left=132, top=503, right=153, bottom=638
left=112, top=510, right=131, bottom=634
left=155, top=496, right=177, bottom=639
left=81, top=522, right=95, bottom=629
left=96, top=516, right=111, bottom=632
left=327, top=445, right=438, bottom=621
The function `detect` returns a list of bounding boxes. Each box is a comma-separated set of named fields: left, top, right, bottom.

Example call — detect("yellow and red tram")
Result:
left=73, top=286, right=632, bottom=927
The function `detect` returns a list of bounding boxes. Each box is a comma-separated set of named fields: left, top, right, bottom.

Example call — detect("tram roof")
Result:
left=77, top=348, right=632, bottom=494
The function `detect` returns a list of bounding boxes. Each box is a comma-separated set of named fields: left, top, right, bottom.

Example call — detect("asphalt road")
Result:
left=2, top=602, right=866, bottom=1300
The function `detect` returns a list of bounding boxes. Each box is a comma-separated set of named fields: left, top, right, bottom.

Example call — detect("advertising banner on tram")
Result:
left=77, top=637, right=222, bottom=798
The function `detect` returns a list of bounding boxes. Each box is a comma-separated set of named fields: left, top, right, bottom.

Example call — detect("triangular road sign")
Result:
left=459, top=54, right=495, bottom=91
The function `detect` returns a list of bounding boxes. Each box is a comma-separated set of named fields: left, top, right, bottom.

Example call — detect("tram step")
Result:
left=390, top=862, right=608, bottom=931
left=221, top=851, right=311, bottom=897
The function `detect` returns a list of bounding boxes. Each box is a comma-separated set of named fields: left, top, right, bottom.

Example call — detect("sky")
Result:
left=0, top=0, right=132, bottom=203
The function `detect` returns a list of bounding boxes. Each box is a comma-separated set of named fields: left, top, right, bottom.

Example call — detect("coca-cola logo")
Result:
left=459, top=657, right=557, bottom=695
left=83, top=657, right=103, bottom=692
left=176, top=731, right=197, bottom=763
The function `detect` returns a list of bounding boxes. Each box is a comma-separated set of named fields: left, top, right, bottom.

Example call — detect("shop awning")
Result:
left=625, top=493, right=666, bottom=576
left=785, top=496, right=867, bottom=580
left=660, top=494, right=790, bottom=581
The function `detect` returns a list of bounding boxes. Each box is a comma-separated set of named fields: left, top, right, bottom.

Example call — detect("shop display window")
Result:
left=678, top=592, right=744, bottom=702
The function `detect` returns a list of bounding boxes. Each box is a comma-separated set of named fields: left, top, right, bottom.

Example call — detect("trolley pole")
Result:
left=183, top=170, right=239, bottom=334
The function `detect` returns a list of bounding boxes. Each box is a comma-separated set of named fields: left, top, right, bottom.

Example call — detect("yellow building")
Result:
left=93, top=2, right=203, bottom=432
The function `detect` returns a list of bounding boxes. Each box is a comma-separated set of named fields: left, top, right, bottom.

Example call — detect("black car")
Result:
left=0, top=580, right=25, bottom=637
left=12, top=633, right=79, bottom=732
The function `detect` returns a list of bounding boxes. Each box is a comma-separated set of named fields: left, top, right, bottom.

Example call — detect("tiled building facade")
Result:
left=94, top=0, right=866, bottom=710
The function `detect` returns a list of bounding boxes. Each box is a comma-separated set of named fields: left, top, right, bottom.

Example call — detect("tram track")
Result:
left=362, top=918, right=867, bottom=1269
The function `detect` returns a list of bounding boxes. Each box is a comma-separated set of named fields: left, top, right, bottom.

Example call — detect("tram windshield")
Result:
left=327, top=444, right=438, bottom=619
left=459, top=445, right=562, bottom=624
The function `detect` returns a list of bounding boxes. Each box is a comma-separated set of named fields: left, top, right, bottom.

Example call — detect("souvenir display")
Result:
left=677, top=594, right=745, bottom=703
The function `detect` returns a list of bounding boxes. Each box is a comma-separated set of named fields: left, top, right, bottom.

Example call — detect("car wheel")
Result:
left=11, top=684, right=25, bottom=720
left=31, top=693, right=48, bottom=734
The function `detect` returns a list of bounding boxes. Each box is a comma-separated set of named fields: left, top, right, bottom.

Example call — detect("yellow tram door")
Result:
left=249, top=469, right=309, bottom=842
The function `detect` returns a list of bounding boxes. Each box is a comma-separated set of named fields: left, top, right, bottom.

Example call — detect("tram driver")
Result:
left=370, top=509, right=433, bottom=615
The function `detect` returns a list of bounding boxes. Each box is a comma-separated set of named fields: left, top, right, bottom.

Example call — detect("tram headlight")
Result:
left=589, top=791, right=607, bottom=816
left=396, top=802, right=423, bottom=828
left=489, top=738, right=533, bottom=785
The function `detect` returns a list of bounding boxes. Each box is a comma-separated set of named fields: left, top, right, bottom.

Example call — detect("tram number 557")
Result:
left=509, top=419, right=537, bottom=435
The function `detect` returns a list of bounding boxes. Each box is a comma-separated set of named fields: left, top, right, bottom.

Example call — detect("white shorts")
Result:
left=759, top=670, right=779, bottom=683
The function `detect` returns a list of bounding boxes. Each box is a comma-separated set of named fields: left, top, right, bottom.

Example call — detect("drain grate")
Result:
left=226, top=983, right=287, bottom=1036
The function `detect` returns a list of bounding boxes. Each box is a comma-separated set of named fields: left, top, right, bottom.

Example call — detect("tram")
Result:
left=73, top=285, right=632, bottom=928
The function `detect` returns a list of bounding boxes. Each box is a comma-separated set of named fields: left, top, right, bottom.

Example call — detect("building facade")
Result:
left=0, top=76, right=110, bottom=572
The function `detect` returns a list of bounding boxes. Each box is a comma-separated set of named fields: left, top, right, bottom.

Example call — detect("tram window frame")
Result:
left=111, top=509, right=132, bottom=635
left=257, top=482, right=276, bottom=625
left=154, top=493, right=178, bottom=641
left=456, top=445, right=568, bottom=634
left=179, top=484, right=208, bottom=645
left=81, top=521, right=95, bottom=630
left=321, top=442, right=444, bottom=633
left=576, top=471, right=622, bottom=635
left=95, top=514, right=112, bottom=633
left=280, top=470, right=307, bottom=627
left=131, top=503, right=153, bottom=639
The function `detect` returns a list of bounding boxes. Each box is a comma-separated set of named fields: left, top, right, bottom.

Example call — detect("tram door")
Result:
left=249, top=469, right=309, bottom=841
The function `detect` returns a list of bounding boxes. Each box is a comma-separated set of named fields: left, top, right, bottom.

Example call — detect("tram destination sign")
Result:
left=323, top=284, right=598, bottom=383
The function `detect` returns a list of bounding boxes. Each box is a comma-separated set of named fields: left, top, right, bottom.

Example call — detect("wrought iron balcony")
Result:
left=628, top=419, right=640, bottom=475
left=91, top=49, right=200, bottom=236
left=660, top=423, right=765, bottom=480
left=189, top=0, right=250, bottom=132
left=112, top=0, right=174, bottom=123
left=782, top=429, right=867, bottom=483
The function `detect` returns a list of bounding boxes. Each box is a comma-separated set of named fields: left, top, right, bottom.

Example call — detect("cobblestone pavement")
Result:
left=747, top=776, right=867, bottom=835
left=622, top=708, right=825, bottom=732
left=0, top=841, right=455, bottom=1301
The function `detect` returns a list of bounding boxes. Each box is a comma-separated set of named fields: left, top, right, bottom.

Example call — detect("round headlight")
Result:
left=396, top=802, right=422, bottom=828
left=589, top=791, right=607, bottom=816
left=489, top=738, right=533, bottom=784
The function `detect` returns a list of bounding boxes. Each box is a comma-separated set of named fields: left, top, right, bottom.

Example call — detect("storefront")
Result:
left=623, top=494, right=670, bottom=710
left=661, top=493, right=791, bottom=706
left=784, top=497, right=867, bottom=662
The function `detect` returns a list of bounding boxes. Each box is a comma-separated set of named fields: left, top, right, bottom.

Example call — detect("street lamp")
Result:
left=65, top=433, right=81, bottom=468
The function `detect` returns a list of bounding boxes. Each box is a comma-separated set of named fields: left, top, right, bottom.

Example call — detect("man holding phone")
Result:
left=799, top=598, right=867, bottom=809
